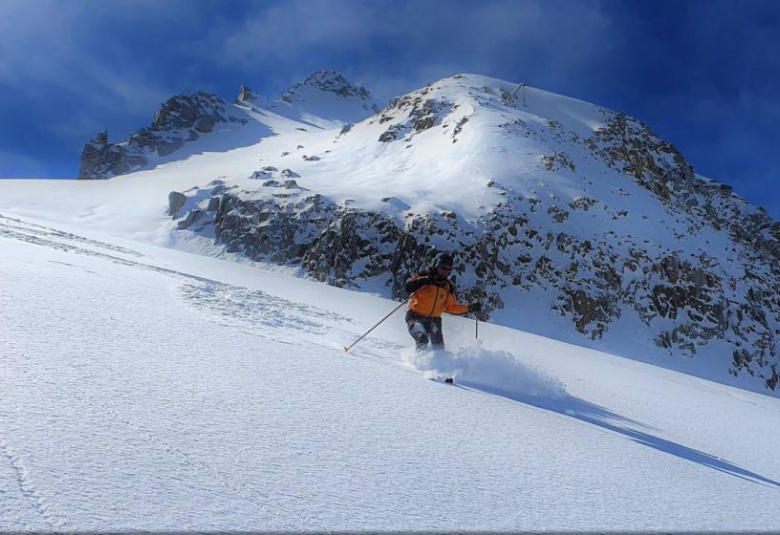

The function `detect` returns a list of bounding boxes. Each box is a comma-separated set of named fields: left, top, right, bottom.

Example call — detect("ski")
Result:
left=429, top=377, right=455, bottom=384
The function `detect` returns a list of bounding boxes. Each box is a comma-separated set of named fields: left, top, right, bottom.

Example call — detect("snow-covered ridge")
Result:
left=78, top=71, right=379, bottom=179
left=281, top=70, right=375, bottom=103
left=261, top=70, right=380, bottom=129
left=66, top=72, right=780, bottom=393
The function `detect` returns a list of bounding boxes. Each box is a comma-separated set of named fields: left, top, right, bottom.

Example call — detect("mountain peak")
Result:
left=273, top=70, right=379, bottom=127
left=282, top=70, right=373, bottom=103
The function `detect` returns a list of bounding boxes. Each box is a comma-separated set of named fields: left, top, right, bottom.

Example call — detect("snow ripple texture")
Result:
left=180, top=281, right=353, bottom=335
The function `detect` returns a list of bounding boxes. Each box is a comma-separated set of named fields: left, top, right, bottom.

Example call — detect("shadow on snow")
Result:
left=461, top=379, right=780, bottom=490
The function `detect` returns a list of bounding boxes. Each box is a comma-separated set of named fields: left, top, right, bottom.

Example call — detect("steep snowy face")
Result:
left=303, top=73, right=618, bottom=217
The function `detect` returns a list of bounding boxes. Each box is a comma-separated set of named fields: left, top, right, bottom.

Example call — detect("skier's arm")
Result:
left=443, top=291, right=470, bottom=315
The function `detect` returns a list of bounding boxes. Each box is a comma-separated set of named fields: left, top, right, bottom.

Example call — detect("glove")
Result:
left=469, top=302, right=482, bottom=313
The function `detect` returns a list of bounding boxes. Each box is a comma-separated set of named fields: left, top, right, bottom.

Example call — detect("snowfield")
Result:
left=2, top=211, right=780, bottom=531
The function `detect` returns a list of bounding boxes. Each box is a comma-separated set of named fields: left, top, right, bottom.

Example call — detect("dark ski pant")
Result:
left=406, top=310, right=444, bottom=350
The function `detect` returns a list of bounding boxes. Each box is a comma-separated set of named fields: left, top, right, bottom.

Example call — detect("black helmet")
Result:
left=436, top=252, right=454, bottom=268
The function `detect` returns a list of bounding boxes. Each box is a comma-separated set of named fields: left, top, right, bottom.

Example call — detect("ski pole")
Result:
left=476, top=316, right=479, bottom=339
left=344, top=295, right=412, bottom=353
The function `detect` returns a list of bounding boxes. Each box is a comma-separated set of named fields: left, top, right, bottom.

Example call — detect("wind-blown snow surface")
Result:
left=2, top=212, right=780, bottom=531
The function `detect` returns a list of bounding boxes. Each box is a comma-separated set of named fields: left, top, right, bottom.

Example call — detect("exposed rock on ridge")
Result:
left=282, top=70, right=376, bottom=108
left=77, top=92, right=247, bottom=179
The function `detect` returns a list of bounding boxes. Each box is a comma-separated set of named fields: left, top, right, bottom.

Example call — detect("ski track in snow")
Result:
left=0, top=214, right=352, bottom=345
left=0, top=439, right=63, bottom=531
left=0, top=212, right=361, bottom=363
left=0, top=214, right=143, bottom=258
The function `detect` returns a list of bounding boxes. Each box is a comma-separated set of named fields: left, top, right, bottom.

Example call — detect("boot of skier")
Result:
left=404, top=252, right=481, bottom=355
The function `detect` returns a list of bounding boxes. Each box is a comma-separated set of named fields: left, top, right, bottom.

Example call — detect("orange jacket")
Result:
left=406, top=274, right=470, bottom=318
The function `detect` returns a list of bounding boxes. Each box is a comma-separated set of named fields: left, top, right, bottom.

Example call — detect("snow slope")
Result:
left=2, top=211, right=780, bottom=531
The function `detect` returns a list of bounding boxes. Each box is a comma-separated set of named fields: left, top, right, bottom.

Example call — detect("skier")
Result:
left=404, top=253, right=481, bottom=351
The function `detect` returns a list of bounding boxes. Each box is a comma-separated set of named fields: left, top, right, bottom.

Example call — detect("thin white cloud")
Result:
left=202, top=0, right=613, bottom=101
left=0, top=0, right=614, bottom=116
left=215, top=0, right=379, bottom=66
left=0, top=1, right=176, bottom=117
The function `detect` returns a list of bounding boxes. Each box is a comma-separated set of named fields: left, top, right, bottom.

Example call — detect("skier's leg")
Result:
left=430, top=317, right=444, bottom=349
left=428, top=318, right=452, bottom=382
left=406, top=311, right=430, bottom=349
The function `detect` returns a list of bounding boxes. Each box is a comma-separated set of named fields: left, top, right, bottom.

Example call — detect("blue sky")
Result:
left=1, top=0, right=779, bottom=217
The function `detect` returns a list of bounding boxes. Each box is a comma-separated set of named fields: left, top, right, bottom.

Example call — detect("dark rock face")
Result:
left=178, top=209, right=204, bottom=230
left=590, top=112, right=695, bottom=204
left=77, top=92, right=247, bottom=179
left=153, top=92, right=229, bottom=133
left=376, top=91, right=454, bottom=143
left=78, top=131, right=147, bottom=180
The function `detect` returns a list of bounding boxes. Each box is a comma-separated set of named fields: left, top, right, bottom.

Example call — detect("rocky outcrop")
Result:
left=376, top=89, right=455, bottom=143
left=168, top=191, right=187, bottom=216
left=237, top=84, right=258, bottom=104
left=282, top=70, right=376, bottom=105
left=152, top=92, right=234, bottom=134
left=78, top=131, right=147, bottom=180
left=77, top=92, right=247, bottom=179
left=588, top=111, right=780, bottom=263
